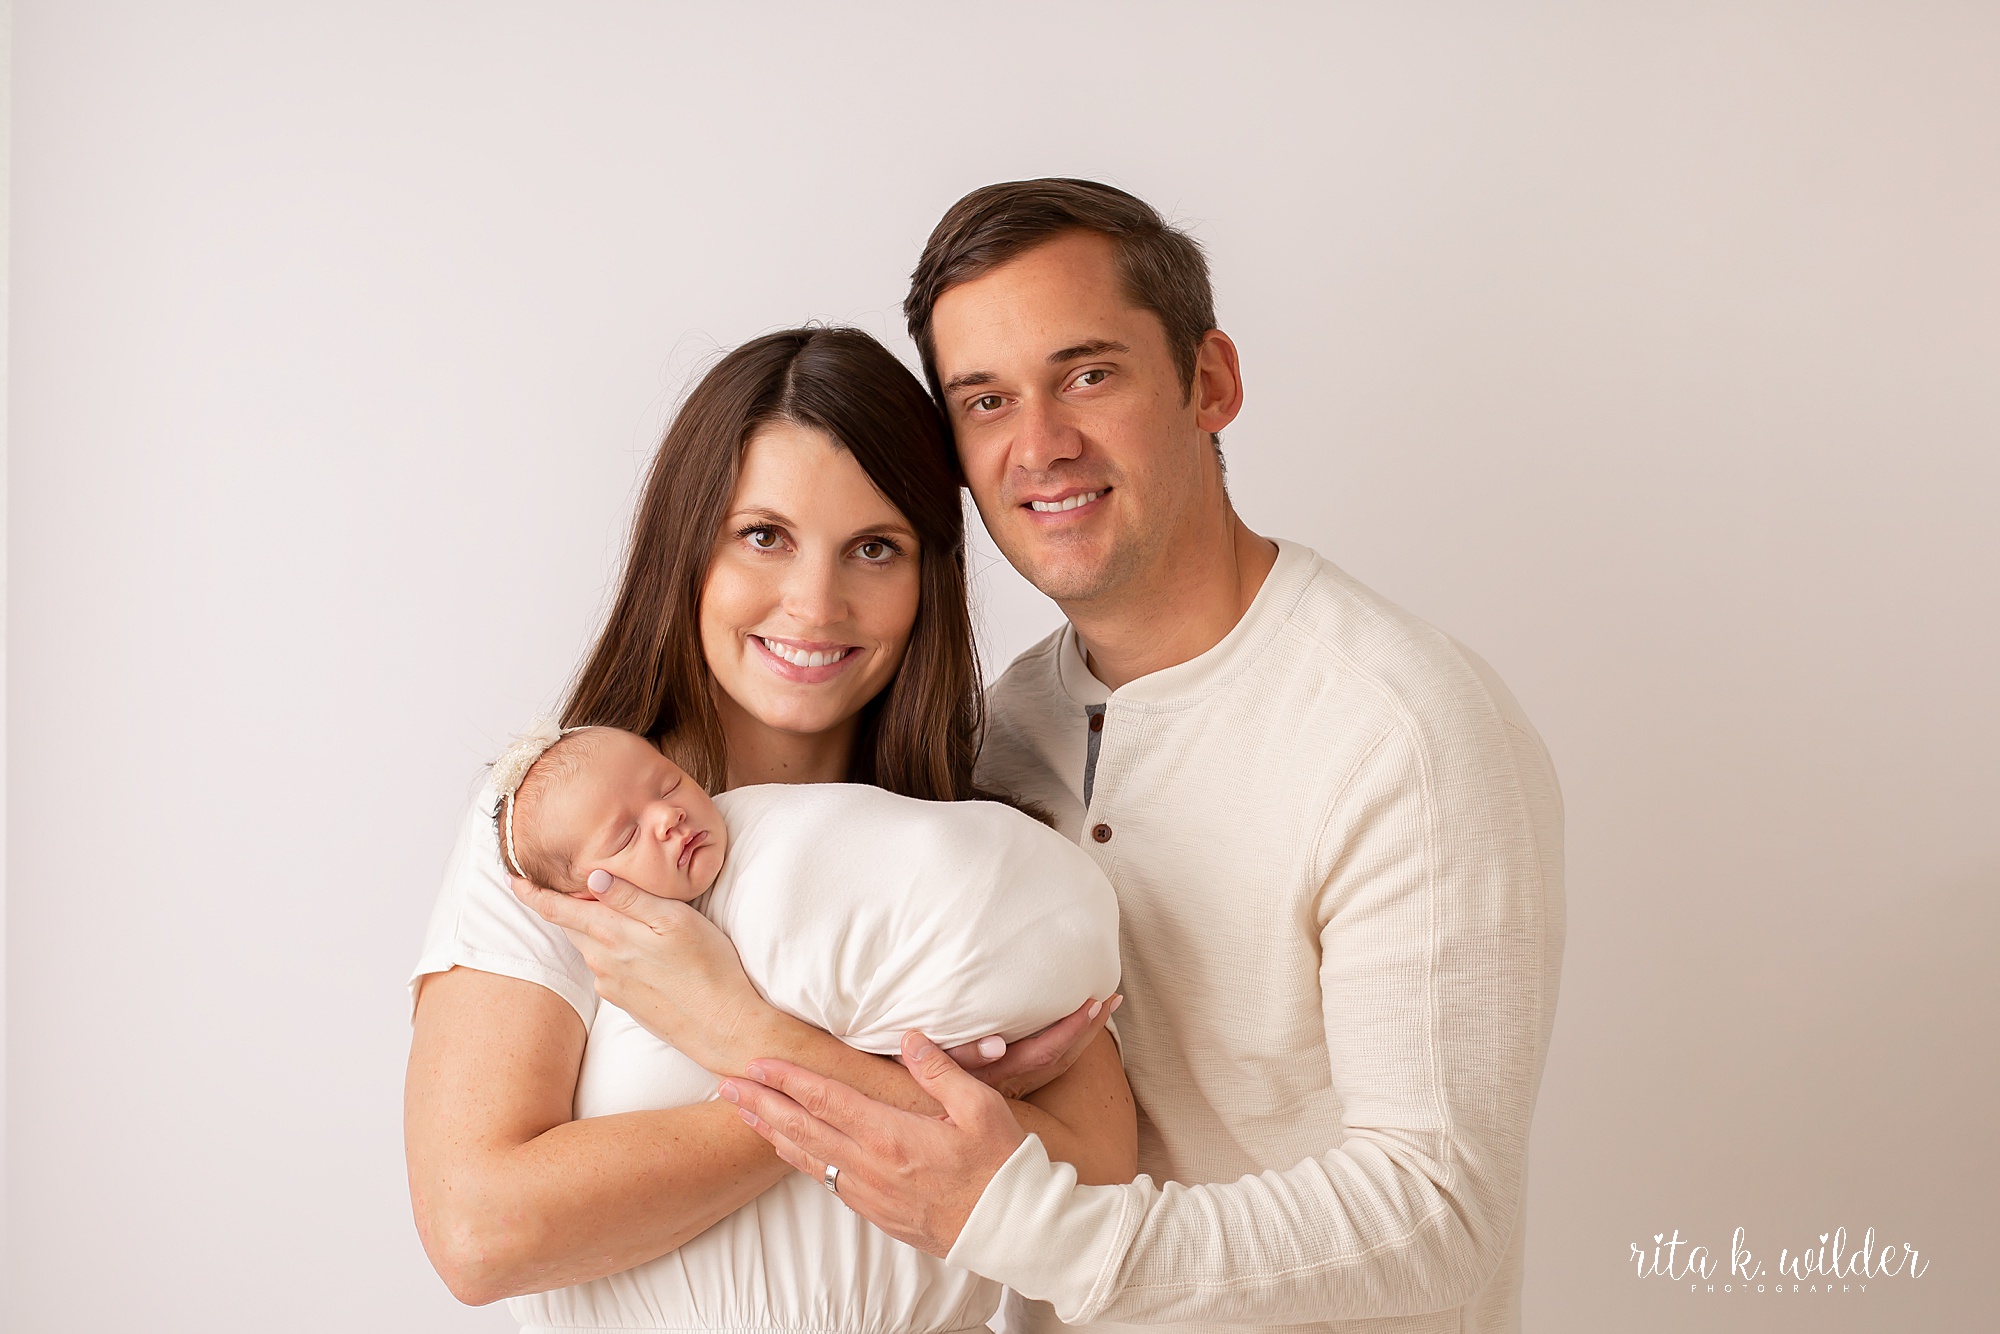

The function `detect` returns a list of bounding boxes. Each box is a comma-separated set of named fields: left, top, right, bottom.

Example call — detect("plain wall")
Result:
left=8, top=4, right=1996, bottom=1330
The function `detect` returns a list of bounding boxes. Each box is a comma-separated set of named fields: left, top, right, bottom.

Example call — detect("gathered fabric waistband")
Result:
left=519, top=1326, right=996, bottom=1334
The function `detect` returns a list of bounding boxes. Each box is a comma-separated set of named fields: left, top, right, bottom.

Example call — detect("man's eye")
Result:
left=1073, top=368, right=1108, bottom=388
left=972, top=394, right=1004, bottom=413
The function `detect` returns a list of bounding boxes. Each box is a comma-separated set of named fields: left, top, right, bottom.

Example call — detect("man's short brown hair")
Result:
left=904, top=179, right=1217, bottom=405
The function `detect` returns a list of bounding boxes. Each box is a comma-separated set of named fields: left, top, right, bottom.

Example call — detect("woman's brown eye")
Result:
left=746, top=528, right=781, bottom=550
left=856, top=540, right=892, bottom=562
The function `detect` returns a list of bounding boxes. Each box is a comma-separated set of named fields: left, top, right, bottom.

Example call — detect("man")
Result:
left=722, top=179, right=1565, bottom=1332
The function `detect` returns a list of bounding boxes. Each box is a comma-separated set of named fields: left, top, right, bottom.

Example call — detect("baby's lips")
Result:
left=678, top=828, right=708, bottom=869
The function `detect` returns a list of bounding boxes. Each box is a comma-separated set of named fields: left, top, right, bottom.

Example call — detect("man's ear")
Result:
left=1192, top=329, right=1245, bottom=433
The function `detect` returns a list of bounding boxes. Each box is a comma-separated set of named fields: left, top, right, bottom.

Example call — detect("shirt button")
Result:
left=1092, top=823, right=1113, bottom=843
left=1089, top=713, right=1105, bottom=733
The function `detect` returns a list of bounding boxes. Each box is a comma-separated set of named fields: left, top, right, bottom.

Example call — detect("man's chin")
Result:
left=1012, top=551, right=1124, bottom=605
left=991, top=521, right=1134, bottom=604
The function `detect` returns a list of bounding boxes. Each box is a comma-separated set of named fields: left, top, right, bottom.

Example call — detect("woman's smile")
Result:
left=752, top=634, right=863, bottom=680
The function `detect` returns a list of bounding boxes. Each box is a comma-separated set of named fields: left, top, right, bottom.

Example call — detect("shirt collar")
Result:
left=1053, top=538, right=1315, bottom=709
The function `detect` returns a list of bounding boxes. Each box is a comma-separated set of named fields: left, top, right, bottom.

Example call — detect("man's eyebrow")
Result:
left=1049, top=339, right=1129, bottom=365
left=940, top=370, right=996, bottom=395
left=940, top=340, right=1130, bottom=396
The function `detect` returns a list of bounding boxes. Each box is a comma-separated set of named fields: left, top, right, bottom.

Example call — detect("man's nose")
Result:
left=1013, top=394, right=1085, bottom=474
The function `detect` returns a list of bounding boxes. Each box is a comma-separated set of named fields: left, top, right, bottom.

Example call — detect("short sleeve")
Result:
left=408, top=783, right=599, bottom=1026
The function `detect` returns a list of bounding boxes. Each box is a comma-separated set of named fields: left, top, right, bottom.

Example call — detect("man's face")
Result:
left=931, top=230, right=1223, bottom=606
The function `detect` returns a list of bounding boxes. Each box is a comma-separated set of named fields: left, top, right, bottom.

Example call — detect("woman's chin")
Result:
left=727, top=688, right=855, bottom=740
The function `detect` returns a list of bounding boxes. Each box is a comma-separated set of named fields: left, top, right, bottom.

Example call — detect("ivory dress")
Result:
left=412, top=780, right=1122, bottom=1334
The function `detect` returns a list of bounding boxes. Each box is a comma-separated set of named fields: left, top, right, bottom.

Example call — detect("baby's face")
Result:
left=540, top=729, right=728, bottom=901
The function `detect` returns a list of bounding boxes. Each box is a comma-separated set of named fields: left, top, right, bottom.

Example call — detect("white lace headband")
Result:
left=491, top=718, right=583, bottom=879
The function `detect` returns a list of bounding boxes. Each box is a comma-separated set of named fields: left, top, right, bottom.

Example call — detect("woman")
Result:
left=404, top=327, right=1133, bottom=1318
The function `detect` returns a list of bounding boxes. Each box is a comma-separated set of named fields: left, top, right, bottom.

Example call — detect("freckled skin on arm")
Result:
left=1020, top=1031, right=1137, bottom=1185
left=404, top=967, right=788, bottom=1306
left=404, top=967, right=1134, bottom=1307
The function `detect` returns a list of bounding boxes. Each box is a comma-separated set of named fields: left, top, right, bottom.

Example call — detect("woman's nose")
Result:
left=781, top=551, right=846, bottom=626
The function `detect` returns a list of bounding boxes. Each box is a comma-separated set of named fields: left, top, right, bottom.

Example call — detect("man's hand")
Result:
left=513, top=873, right=773, bottom=1074
left=720, top=1030, right=1029, bottom=1257
left=945, top=995, right=1122, bottom=1099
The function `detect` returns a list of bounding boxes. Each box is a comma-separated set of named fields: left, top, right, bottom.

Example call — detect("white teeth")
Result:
left=760, top=637, right=848, bottom=669
left=1028, top=490, right=1104, bottom=513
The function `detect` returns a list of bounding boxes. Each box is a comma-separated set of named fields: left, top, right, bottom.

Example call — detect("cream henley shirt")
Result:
left=956, top=538, right=1565, bottom=1334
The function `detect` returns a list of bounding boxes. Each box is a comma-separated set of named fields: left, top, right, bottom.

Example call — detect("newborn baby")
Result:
left=487, top=722, right=1123, bottom=1331
left=494, top=723, right=732, bottom=906
left=495, top=723, right=1122, bottom=1057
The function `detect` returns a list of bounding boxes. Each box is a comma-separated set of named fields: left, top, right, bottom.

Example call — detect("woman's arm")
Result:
left=1019, top=1031, right=1137, bottom=1185
left=404, top=966, right=788, bottom=1306
left=736, top=1015, right=1136, bottom=1186
left=514, top=879, right=1138, bottom=1186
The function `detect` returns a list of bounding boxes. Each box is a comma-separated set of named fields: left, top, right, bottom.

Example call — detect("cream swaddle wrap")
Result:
left=514, top=783, right=1122, bottom=1334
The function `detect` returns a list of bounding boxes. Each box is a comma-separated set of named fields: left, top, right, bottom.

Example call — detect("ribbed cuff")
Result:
left=945, top=1135, right=1145, bottom=1324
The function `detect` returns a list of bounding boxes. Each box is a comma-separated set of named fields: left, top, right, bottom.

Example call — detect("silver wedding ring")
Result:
left=822, top=1162, right=841, bottom=1196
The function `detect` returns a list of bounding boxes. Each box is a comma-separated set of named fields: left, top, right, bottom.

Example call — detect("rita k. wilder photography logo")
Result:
left=1631, top=1227, right=1928, bottom=1296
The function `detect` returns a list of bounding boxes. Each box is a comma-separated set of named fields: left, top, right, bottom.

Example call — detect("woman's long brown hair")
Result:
left=561, top=327, right=985, bottom=802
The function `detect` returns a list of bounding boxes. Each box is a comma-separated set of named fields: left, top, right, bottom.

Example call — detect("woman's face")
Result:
left=699, top=420, right=922, bottom=762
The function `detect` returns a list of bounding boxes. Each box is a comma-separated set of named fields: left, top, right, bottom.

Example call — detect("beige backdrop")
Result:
left=8, top=4, right=1995, bottom=1331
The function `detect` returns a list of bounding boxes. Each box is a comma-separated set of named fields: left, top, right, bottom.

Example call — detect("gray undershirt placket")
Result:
left=1082, top=704, right=1108, bottom=807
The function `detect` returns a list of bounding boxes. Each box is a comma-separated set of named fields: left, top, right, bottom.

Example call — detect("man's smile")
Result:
left=1026, top=488, right=1109, bottom=514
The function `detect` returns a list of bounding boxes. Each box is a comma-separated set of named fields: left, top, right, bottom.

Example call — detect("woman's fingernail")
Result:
left=718, top=1081, right=739, bottom=1103
left=1108, top=994, right=1124, bottom=1014
left=1088, top=1000, right=1103, bottom=1020
left=737, top=1108, right=758, bottom=1127
left=588, top=869, right=613, bottom=893
left=978, top=1036, right=1006, bottom=1060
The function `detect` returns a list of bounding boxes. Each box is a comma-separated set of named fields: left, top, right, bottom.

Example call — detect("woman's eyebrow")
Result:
left=727, top=505, right=794, bottom=526
left=850, top=520, right=917, bottom=540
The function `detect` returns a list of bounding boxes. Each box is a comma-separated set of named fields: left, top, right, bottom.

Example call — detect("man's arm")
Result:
left=726, top=715, right=1564, bottom=1323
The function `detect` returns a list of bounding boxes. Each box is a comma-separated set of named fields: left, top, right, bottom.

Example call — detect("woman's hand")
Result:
left=943, top=994, right=1123, bottom=1099
left=512, top=874, right=775, bottom=1076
